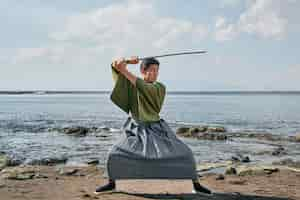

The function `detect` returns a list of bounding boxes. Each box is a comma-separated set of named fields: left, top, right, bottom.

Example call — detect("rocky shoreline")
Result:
left=1, top=124, right=300, bottom=199
left=176, top=125, right=300, bottom=143
left=1, top=124, right=300, bottom=168
left=3, top=122, right=300, bottom=142
left=2, top=150, right=300, bottom=178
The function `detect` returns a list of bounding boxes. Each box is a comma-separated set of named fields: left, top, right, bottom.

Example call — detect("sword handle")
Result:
left=125, top=56, right=139, bottom=64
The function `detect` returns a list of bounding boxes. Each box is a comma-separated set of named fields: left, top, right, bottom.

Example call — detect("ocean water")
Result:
left=1, top=93, right=300, bottom=166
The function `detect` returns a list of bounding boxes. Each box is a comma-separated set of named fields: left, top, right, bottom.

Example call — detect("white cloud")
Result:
left=215, top=17, right=238, bottom=41
left=214, top=0, right=300, bottom=41
left=11, top=0, right=208, bottom=65
left=238, top=0, right=287, bottom=39
left=52, top=0, right=209, bottom=50
left=11, top=45, right=108, bottom=66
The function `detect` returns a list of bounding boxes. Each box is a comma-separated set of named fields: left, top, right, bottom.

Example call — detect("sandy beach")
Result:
left=0, top=164, right=299, bottom=200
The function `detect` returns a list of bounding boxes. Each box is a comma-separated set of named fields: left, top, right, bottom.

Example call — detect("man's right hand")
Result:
left=112, top=58, right=127, bottom=72
left=112, top=57, right=138, bottom=86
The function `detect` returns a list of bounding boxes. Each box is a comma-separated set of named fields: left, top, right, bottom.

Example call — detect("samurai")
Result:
left=95, top=56, right=211, bottom=194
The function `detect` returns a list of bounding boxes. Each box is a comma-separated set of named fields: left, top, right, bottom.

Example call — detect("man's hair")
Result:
left=140, top=57, right=160, bottom=71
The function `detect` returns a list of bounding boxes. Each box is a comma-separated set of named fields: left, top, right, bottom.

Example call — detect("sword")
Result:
left=125, top=50, right=207, bottom=64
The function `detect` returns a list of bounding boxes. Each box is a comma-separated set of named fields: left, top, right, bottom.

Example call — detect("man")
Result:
left=95, top=57, right=211, bottom=194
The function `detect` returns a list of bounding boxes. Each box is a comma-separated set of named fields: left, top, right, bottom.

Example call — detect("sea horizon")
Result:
left=1, top=90, right=300, bottom=95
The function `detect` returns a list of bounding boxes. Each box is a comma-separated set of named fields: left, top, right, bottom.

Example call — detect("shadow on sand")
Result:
left=98, top=191, right=292, bottom=200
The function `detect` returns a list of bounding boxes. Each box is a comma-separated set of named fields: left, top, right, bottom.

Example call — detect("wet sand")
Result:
left=0, top=165, right=299, bottom=200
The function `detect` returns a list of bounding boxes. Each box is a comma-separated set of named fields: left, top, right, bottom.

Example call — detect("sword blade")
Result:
left=139, top=50, right=207, bottom=60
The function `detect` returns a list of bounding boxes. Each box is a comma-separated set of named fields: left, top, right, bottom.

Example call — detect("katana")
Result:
left=139, top=50, right=207, bottom=60
left=126, top=50, right=207, bottom=64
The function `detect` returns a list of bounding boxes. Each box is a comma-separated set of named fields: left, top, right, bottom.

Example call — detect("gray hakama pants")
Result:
left=107, top=117, right=198, bottom=180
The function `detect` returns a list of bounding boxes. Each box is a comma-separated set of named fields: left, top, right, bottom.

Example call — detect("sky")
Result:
left=0, top=0, right=299, bottom=91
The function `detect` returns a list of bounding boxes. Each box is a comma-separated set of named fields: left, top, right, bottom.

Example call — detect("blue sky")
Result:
left=1, top=0, right=299, bottom=91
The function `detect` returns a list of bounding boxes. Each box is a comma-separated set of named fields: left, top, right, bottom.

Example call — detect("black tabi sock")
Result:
left=95, top=180, right=116, bottom=192
left=192, top=181, right=211, bottom=194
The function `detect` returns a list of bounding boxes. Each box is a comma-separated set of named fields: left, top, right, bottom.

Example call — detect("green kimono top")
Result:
left=110, top=66, right=166, bottom=122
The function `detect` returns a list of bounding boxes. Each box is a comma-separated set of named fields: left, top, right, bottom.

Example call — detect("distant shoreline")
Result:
left=1, top=90, right=300, bottom=95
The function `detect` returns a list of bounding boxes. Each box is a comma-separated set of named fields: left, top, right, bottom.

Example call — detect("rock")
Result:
left=86, top=159, right=99, bottom=165
left=215, top=174, right=225, bottom=180
left=189, top=127, right=208, bottom=135
left=0, top=167, right=36, bottom=180
left=197, top=126, right=208, bottom=132
left=95, top=134, right=110, bottom=138
left=242, top=157, right=250, bottom=163
left=90, top=127, right=99, bottom=132
left=254, top=150, right=271, bottom=155
left=242, top=156, right=250, bottom=163
left=58, top=167, right=80, bottom=176
left=101, top=127, right=110, bottom=132
left=63, top=126, right=88, bottom=137
left=236, top=165, right=279, bottom=176
left=7, top=158, right=23, bottom=167
left=82, top=193, right=92, bottom=198
left=225, top=166, right=237, bottom=175
left=12, top=173, right=35, bottom=180
left=215, top=134, right=227, bottom=140
left=6, top=155, right=24, bottom=167
left=0, top=154, right=9, bottom=170
left=295, top=133, right=300, bottom=142
left=0, top=178, right=6, bottom=188
left=197, top=132, right=213, bottom=140
left=231, top=154, right=251, bottom=163
left=176, top=127, right=191, bottom=137
left=5, top=154, right=24, bottom=167
left=0, top=182, right=6, bottom=188
left=34, top=173, right=48, bottom=179
left=49, top=126, right=113, bottom=134
left=197, top=132, right=227, bottom=140
left=176, top=127, right=190, bottom=134
left=271, top=146, right=287, bottom=156
left=91, top=127, right=110, bottom=133
left=27, top=156, right=68, bottom=166
left=231, top=156, right=239, bottom=162
left=230, top=132, right=285, bottom=142
left=207, top=127, right=226, bottom=133
left=272, top=158, right=300, bottom=168
left=189, top=127, right=201, bottom=137
left=0, top=154, right=24, bottom=171
left=197, top=161, right=233, bottom=172
left=176, top=126, right=226, bottom=139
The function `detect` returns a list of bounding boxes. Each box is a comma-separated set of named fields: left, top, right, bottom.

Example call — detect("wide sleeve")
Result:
left=110, top=65, right=132, bottom=114
left=111, top=65, right=119, bottom=83
left=135, top=78, right=166, bottom=113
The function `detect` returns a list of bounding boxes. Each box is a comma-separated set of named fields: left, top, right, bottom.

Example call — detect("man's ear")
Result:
left=140, top=67, right=146, bottom=75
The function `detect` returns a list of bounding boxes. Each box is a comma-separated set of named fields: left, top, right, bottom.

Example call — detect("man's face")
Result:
left=141, top=64, right=159, bottom=83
